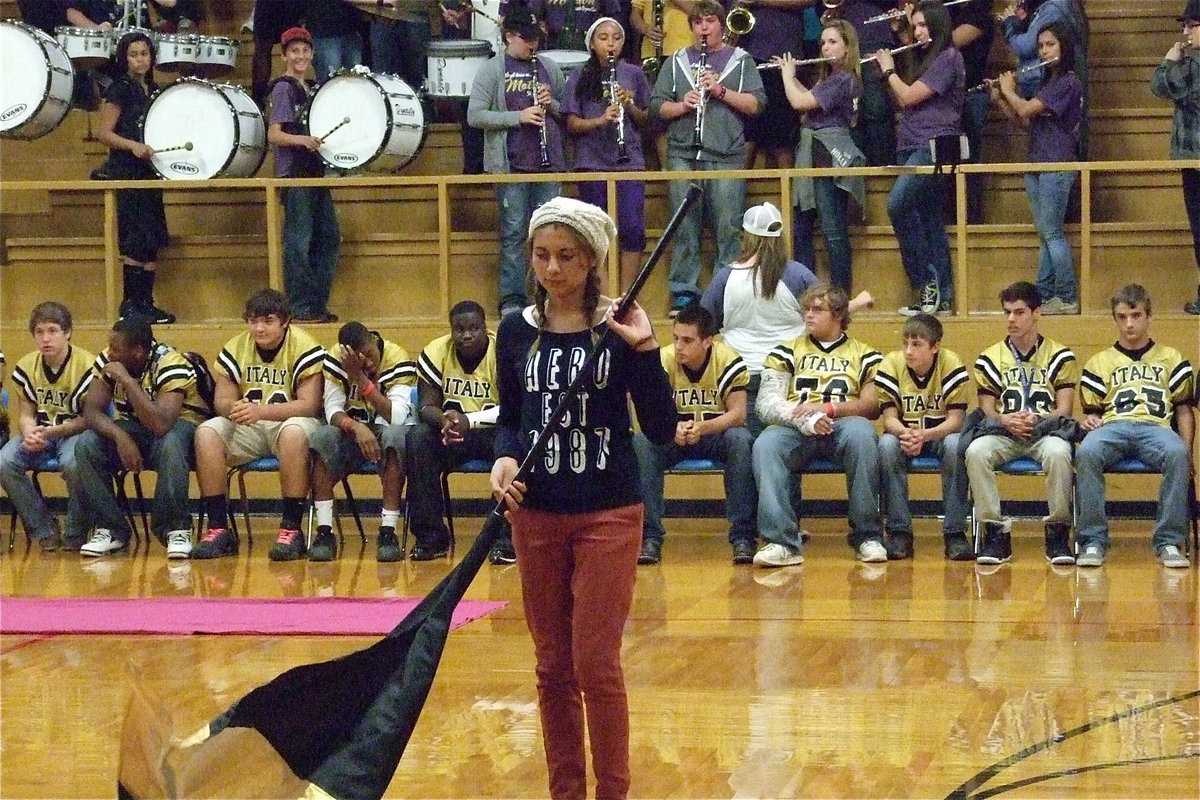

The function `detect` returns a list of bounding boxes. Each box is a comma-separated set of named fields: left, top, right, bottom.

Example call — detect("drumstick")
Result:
left=153, top=142, right=193, bottom=154
left=317, top=117, right=351, bottom=144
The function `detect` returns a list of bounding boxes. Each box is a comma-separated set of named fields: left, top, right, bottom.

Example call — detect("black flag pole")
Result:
left=118, top=183, right=705, bottom=800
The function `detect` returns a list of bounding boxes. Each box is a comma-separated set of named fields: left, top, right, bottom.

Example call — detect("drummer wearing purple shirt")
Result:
left=468, top=3, right=569, bottom=317
left=563, top=17, right=653, bottom=285
left=530, top=0, right=623, bottom=51
left=877, top=0, right=964, bottom=318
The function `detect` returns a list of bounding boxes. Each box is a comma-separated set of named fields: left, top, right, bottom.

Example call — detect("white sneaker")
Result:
left=166, top=529, right=192, bottom=559
left=80, top=529, right=126, bottom=557
left=1157, top=545, right=1190, bottom=569
left=1076, top=543, right=1105, bottom=567
left=856, top=539, right=888, bottom=563
left=752, top=542, right=804, bottom=568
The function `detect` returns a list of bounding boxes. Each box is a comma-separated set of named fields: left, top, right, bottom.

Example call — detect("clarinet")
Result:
left=531, top=66, right=551, bottom=169
left=692, top=36, right=708, bottom=150
left=608, top=55, right=629, bottom=164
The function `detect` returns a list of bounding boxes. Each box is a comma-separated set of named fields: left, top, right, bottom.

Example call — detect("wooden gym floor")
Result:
left=1, top=516, right=1197, bottom=799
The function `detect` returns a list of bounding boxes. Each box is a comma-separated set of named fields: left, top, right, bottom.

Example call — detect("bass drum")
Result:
left=142, top=78, right=266, bottom=179
left=305, top=69, right=426, bottom=171
left=1, top=20, right=75, bottom=140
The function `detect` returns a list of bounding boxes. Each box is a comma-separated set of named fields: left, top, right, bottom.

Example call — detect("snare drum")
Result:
left=1, top=20, right=75, bottom=140
left=56, top=25, right=112, bottom=69
left=142, top=78, right=266, bottom=179
left=539, top=49, right=590, bottom=78
left=426, top=39, right=492, bottom=98
left=305, top=69, right=427, bottom=171
left=156, top=33, right=198, bottom=73
left=194, top=35, right=238, bottom=79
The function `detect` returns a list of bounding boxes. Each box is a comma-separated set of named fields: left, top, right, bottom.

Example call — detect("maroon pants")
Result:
left=512, top=503, right=642, bottom=800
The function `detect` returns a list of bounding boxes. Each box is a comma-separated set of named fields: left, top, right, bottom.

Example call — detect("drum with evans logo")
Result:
left=1, top=20, right=75, bottom=140
left=426, top=39, right=492, bottom=98
left=305, top=68, right=427, bottom=171
left=141, top=78, right=265, bottom=179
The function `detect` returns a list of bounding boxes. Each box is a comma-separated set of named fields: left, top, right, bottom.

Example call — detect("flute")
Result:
left=608, top=55, right=629, bottom=164
left=860, top=40, right=928, bottom=65
left=758, top=54, right=836, bottom=70
left=531, top=68, right=551, bottom=169
left=692, top=36, right=708, bottom=150
left=864, top=0, right=969, bottom=25
left=966, top=56, right=1058, bottom=93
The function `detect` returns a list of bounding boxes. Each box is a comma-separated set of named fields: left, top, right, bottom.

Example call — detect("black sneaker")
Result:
left=191, top=527, right=237, bottom=559
left=410, top=542, right=450, bottom=561
left=886, top=530, right=913, bottom=560
left=637, top=539, right=662, bottom=565
left=943, top=532, right=974, bottom=561
left=488, top=539, right=517, bottom=565
left=975, top=523, right=1011, bottom=565
left=308, top=525, right=337, bottom=562
left=731, top=539, right=757, bottom=565
left=145, top=304, right=176, bottom=324
left=1044, top=523, right=1075, bottom=565
left=900, top=282, right=939, bottom=317
left=1185, top=297, right=1200, bottom=315
left=376, top=527, right=402, bottom=562
left=269, top=528, right=306, bottom=561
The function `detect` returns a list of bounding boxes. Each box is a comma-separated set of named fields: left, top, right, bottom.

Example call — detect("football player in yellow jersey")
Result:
left=632, top=305, right=754, bottom=565
left=76, top=317, right=202, bottom=558
left=192, top=289, right=324, bottom=561
left=409, top=300, right=508, bottom=561
left=876, top=313, right=972, bottom=561
left=0, top=302, right=94, bottom=552
left=752, top=283, right=885, bottom=566
left=1074, top=284, right=1196, bottom=568
left=308, top=322, right=417, bottom=563
left=965, top=281, right=1079, bottom=566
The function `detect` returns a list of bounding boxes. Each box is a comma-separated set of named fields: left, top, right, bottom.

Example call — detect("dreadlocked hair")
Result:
left=525, top=224, right=605, bottom=359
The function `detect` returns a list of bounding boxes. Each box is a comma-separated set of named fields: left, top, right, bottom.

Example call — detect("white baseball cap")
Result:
left=742, top=202, right=783, bottom=237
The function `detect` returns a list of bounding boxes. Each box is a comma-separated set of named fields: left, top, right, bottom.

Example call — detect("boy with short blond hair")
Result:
left=875, top=313, right=971, bottom=560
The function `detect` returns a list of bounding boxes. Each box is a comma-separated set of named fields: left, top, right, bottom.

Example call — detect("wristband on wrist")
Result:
left=633, top=334, right=656, bottom=350
left=338, top=415, right=356, bottom=433
left=716, top=83, right=727, bottom=100
left=361, top=381, right=376, bottom=397
left=825, top=402, right=837, bottom=418
left=882, top=68, right=896, bottom=79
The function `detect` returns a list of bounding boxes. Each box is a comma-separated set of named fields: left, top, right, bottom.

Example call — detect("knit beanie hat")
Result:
left=528, top=197, right=617, bottom=263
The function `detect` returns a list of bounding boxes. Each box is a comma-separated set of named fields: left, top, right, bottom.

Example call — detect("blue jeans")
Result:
left=752, top=417, right=882, bottom=551
left=632, top=427, right=756, bottom=545
left=282, top=186, right=340, bottom=319
left=1024, top=170, right=1078, bottom=303
left=74, top=418, right=196, bottom=541
left=793, top=176, right=852, bottom=292
left=313, top=32, right=363, bottom=83
left=496, top=180, right=560, bottom=311
left=1075, top=421, right=1190, bottom=551
left=369, top=19, right=430, bottom=89
left=665, top=157, right=745, bottom=299
left=961, top=90, right=990, bottom=221
left=0, top=434, right=87, bottom=542
left=878, top=432, right=967, bottom=535
left=888, top=148, right=953, bottom=303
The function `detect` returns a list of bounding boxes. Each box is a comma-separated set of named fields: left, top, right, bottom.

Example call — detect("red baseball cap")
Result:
left=280, top=26, right=313, bottom=49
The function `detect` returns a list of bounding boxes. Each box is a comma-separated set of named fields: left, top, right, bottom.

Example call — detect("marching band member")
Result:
left=778, top=17, right=866, bottom=293
left=877, top=0, right=963, bottom=317
left=563, top=17, right=653, bottom=285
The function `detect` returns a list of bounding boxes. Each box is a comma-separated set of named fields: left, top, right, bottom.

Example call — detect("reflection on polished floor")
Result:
left=1, top=517, right=1197, bottom=799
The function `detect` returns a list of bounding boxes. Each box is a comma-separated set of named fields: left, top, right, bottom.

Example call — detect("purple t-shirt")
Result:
left=269, top=77, right=324, bottom=178
left=807, top=70, right=859, bottom=131
left=683, top=43, right=735, bottom=77
left=896, top=47, right=964, bottom=153
left=562, top=61, right=650, bottom=170
left=739, top=7, right=807, bottom=63
left=530, top=0, right=621, bottom=36
left=1028, top=71, right=1082, bottom=163
left=503, top=55, right=568, bottom=172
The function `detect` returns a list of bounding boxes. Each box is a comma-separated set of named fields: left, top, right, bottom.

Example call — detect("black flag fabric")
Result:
left=117, top=184, right=704, bottom=800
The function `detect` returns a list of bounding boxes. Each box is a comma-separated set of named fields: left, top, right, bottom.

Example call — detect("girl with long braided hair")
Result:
left=489, top=196, right=675, bottom=799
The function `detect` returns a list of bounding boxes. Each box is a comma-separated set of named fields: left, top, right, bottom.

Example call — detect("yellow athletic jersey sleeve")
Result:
left=874, top=348, right=970, bottom=429
left=11, top=345, right=96, bottom=427
left=215, top=326, right=325, bottom=405
left=94, top=344, right=209, bottom=426
left=972, top=335, right=1078, bottom=415
left=632, top=0, right=692, bottom=60
left=1079, top=342, right=1194, bottom=426
left=762, top=334, right=882, bottom=405
left=323, top=339, right=417, bottom=424
left=661, top=340, right=750, bottom=423
left=417, top=332, right=499, bottom=415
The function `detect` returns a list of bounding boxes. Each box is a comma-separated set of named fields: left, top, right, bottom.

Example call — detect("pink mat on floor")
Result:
left=0, top=596, right=507, bottom=635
